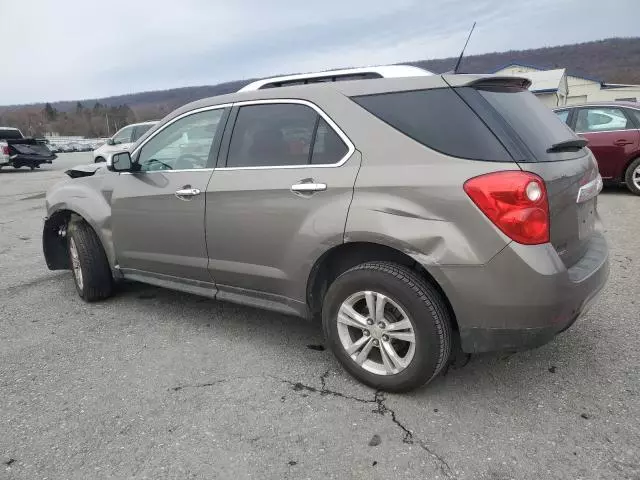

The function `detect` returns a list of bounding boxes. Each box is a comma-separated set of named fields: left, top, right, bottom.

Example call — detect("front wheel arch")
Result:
left=43, top=209, right=112, bottom=271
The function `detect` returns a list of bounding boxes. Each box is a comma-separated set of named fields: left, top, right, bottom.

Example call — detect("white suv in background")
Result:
left=93, top=121, right=158, bottom=163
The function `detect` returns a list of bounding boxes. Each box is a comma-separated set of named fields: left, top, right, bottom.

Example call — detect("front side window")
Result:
left=226, top=103, right=348, bottom=167
left=112, top=126, right=135, bottom=145
left=137, top=109, right=224, bottom=171
left=132, top=123, right=155, bottom=142
left=575, top=107, right=630, bottom=133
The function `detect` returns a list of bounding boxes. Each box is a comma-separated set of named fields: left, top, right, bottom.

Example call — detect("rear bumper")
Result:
left=433, top=232, right=609, bottom=353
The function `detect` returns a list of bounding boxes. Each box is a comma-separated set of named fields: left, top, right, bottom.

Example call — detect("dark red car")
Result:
left=554, top=102, right=640, bottom=195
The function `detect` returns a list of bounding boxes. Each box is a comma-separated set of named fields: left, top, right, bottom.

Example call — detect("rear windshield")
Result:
left=352, top=88, right=512, bottom=161
left=474, top=86, right=583, bottom=161
left=0, top=129, right=23, bottom=140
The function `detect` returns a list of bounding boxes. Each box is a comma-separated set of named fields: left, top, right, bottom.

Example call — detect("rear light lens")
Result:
left=1, top=145, right=9, bottom=156
left=464, top=171, right=550, bottom=245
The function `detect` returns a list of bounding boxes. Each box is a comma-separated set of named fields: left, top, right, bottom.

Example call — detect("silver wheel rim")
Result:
left=337, top=291, right=416, bottom=376
left=69, top=238, right=83, bottom=290
left=633, top=165, right=640, bottom=190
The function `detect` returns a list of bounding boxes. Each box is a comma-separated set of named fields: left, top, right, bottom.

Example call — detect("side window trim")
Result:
left=218, top=98, right=355, bottom=170
left=130, top=104, right=232, bottom=172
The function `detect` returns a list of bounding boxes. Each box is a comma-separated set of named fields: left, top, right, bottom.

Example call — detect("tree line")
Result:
left=0, top=101, right=164, bottom=138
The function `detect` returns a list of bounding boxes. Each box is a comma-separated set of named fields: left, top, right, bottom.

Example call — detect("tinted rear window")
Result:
left=475, top=87, right=582, bottom=161
left=0, top=129, right=23, bottom=140
left=351, top=89, right=512, bottom=161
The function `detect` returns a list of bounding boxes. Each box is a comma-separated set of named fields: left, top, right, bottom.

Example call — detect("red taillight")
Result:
left=464, top=171, right=550, bottom=245
left=1, top=145, right=9, bottom=155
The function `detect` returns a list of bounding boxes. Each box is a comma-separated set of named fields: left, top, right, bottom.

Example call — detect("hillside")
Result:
left=1, top=37, right=638, bottom=137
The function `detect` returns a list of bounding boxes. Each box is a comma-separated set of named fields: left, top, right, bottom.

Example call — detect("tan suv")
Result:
left=43, top=74, right=609, bottom=391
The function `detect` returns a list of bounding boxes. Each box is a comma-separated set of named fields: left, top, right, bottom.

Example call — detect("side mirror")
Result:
left=106, top=138, right=116, bottom=146
left=107, top=151, right=133, bottom=172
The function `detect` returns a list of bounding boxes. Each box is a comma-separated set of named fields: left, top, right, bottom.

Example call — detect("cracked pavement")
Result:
left=1, top=154, right=639, bottom=479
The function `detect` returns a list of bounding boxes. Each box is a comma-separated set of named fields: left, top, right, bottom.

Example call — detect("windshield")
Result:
left=0, top=129, right=23, bottom=140
left=475, top=86, right=583, bottom=161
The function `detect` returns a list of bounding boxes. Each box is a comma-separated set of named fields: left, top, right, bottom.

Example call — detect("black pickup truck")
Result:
left=0, top=127, right=56, bottom=170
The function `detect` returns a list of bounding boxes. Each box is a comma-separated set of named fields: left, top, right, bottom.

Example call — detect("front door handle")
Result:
left=614, top=139, right=633, bottom=146
left=291, top=182, right=327, bottom=193
left=175, top=187, right=201, bottom=199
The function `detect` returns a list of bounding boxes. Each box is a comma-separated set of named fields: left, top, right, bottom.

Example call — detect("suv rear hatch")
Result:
left=453, top=78, right=601, bottom=268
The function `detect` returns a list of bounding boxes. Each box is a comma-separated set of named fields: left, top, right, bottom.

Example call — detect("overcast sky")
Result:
left=2, top=0, right=638, bottom=105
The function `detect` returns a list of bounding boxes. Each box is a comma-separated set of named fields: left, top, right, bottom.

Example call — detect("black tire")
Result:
left=322, top=261, right=452, bottom=392
left=67, top=221, right=113, bottom=301
left=624, top=157, right=640, bottom=196
left=95, top=157, right=106, bottom=163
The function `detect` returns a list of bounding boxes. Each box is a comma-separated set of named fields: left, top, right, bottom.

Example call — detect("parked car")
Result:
left=554, top=102, right=640, bottom=195
left=43, top=74, right=608, bottom=392
left=0, top=127, right=56, bottom=170
left=238, top=65, right=432, bottom=91
left=93, top=121, right=158, bottom=163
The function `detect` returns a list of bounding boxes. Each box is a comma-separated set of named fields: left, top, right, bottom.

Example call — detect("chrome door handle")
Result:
left=175, top=187, right=201, bottom=198
left=291, top=182, right=327, bottom=193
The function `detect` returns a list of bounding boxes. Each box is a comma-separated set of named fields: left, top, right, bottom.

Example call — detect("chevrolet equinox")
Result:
left=43, top=74, right=609, bottom=392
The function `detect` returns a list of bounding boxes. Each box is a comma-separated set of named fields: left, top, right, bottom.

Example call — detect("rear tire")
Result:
left=624, top=157, right=640, bottom=196
left=322, top=261, right=452, bottom=392
left=68, top=221, right=113, bottom=301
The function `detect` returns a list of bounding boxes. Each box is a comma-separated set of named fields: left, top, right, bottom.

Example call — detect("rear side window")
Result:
left=351, top=89, right=512, bottom=161
left=311, top=118, right=348, bottom=164
left=226, top=103, right=349, bottom=167
left=627, top=108, right=640, bottom=127
left=575, top=107, right=630, bottom=133
left=554, top=109, right=570, bottom=125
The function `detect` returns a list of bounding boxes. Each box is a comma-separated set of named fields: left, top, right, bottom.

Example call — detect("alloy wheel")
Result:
left=336, top=290, right=416, bottom=376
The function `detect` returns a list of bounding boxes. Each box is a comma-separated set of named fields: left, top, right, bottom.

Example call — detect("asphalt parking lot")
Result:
left=1, top=153, right=639, bottom=480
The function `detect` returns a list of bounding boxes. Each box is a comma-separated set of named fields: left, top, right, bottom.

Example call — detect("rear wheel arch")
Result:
left=306, top=241, right=458, bottom=331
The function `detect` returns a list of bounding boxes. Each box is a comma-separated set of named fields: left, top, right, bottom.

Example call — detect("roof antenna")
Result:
left=453, top=22, right=476, bottom=74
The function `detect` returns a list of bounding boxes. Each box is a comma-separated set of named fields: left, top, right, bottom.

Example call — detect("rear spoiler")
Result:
left=443, top=74, right=532, bottom=90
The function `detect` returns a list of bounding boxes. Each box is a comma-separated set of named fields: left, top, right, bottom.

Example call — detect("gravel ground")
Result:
left=1, top=153, right=639, bottom=480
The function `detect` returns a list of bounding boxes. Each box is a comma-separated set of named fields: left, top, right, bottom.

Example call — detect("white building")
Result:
left=493, top=63, right=640, bottom=107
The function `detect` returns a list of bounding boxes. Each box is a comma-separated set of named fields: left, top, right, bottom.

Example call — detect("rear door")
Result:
left=205, top=100, right=360, bottom=306
left=573, top=106, right=640, bottom=180
left=472, top=86, right=601, bottom=268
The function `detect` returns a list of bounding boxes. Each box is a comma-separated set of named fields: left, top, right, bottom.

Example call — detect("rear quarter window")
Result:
left=473, top=87, right=583, bottom=161
left=351, top=88, right=512, bottom=161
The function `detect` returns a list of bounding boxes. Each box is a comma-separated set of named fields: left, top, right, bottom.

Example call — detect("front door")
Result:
left=574, top=106, right=640, bottom=180
left=111, top=107, right=227, bottom=282
left=205, top=101, right=360, bottom=308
